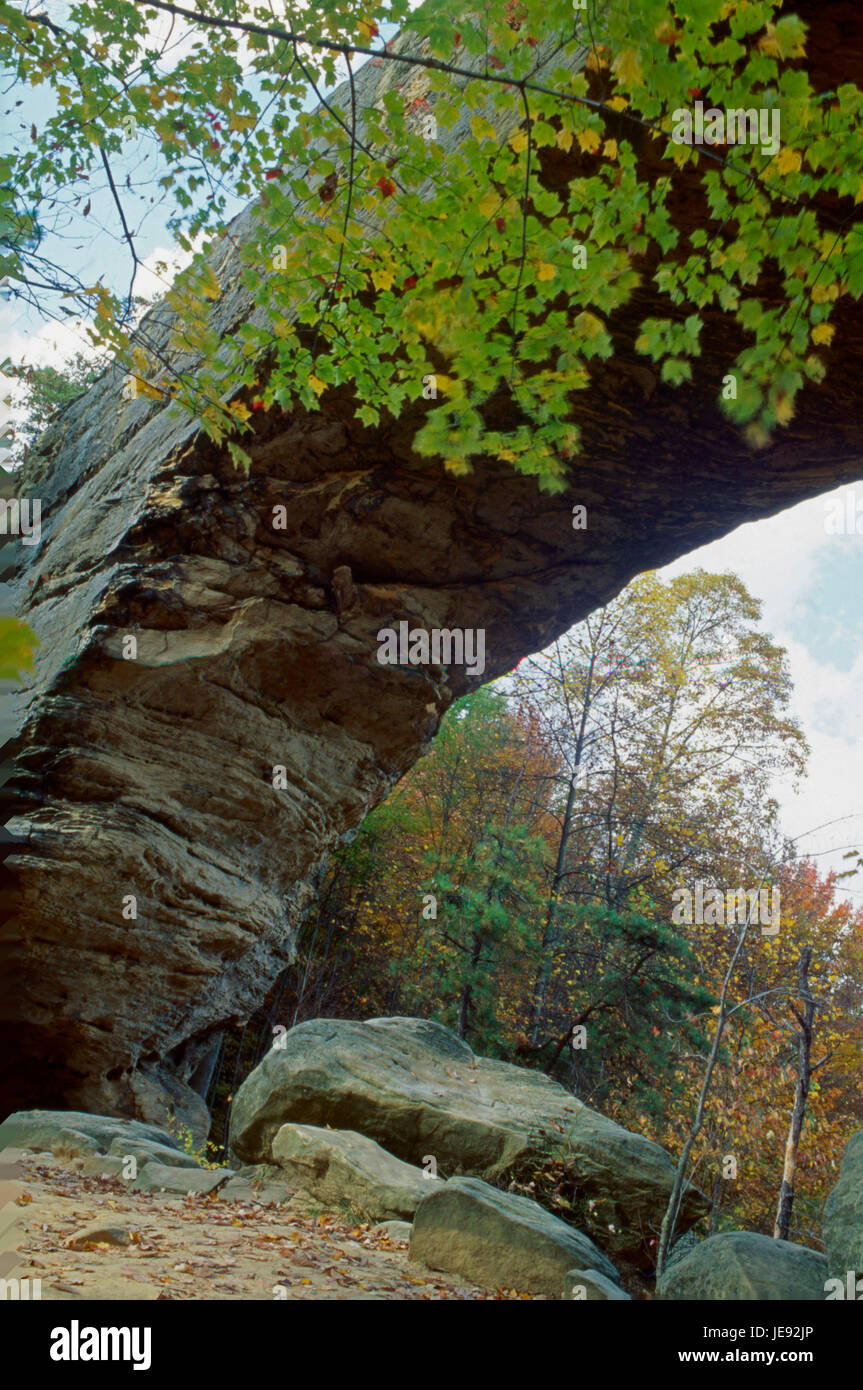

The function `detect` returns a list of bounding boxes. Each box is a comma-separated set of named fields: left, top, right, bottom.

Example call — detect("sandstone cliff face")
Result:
left=1, top=7, right=862, bottom=1131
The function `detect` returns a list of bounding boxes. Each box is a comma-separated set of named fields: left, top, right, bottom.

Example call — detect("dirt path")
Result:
left=7, top=1152, right=541, bottom=1301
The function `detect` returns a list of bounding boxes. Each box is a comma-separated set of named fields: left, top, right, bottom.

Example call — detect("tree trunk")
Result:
left=457, top=933, right=484, bottom=1040
left=773, top=947, right=816, bottom=1242
left=528, top=647, right=597, bottom=1042
left=709, top=1172, right=724, bottom=1238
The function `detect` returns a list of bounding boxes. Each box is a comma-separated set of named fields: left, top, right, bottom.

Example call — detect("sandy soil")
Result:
left=5, top=1151, right=542, bottom=1301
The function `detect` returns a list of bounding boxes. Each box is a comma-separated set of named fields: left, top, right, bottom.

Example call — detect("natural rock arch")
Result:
left=1, top=2, right=862, bottom=1130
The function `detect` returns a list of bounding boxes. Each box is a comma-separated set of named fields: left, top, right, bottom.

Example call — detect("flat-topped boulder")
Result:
left=272, top=1122, right=436, bottom=1221
left=0, top=1109, right=185, bottom=1159
left=409, top=1176, right=620, bottom=1297
left=131, top=1163, right=235, bottom=1196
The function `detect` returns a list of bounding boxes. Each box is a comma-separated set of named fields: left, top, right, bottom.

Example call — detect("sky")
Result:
left=660, top=489, right=863, bottom=907
left=2, top=2, right=861, bottom=909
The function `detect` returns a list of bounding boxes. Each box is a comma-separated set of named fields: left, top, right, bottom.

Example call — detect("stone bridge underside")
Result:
left=0, top=3, right=861, bottom=1132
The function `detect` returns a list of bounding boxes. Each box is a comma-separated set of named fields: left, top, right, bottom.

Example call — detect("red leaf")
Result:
left=376, top=176, right=395, bottom=197
left=265, top=168, right=283, bottom=180
left=489, top=55, right=505, bottom=70
left=495, top=217, right=506, bottom=233
left=82, top=200, right=91, bottom=217
left=403, top=275, right=417, bottom=289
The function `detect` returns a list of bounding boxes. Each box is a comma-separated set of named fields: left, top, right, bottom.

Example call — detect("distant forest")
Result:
left=210, top=569, right=863, bottom=1250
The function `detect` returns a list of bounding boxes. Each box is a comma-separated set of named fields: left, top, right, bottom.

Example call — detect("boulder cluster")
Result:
left=2, top=1017, right=858, bottom=1299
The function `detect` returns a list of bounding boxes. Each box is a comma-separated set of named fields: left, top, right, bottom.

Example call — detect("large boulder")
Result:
left=0, top=1109, right=185, bottom=1159
left=131, top=1163, right=235, bottom=1195
left=409, top=1176, right=619, bottom=1296
left=823, top=1130, right=863, bottom=1280
left=271, top=1122, right=436, bottom=1221
left=229, top=1016, right=707, bottom=1260
left=658, top=1232, right=828, bottom=1301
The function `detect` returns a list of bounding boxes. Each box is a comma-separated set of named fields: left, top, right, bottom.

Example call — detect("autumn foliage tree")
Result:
left=209, top=562, right=861, bottom=1252
left=2, top=1, right=862, bottom=476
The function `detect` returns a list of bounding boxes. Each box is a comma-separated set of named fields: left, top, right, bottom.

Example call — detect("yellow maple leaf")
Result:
left=775, top=147, right=802, bottom=175
left=229, top=113, right=257, bottom=133
left=133, top=376, right=164, bottom=401
left=444, top=456, right=471, bottom=475
left=612, top=48, right=643, bottom=87
left=812, top=322, right=834, bottom=346
left=575, top=311, right=605, bottom=339
left=577, top=128, right=601, bottom=154
left=603, top=138, right=618, bottom=161
left=758, top=26, right=781, bottom=58
left=556, top=129, right=574, bottom=153
left=509, top=130, right=529, bottom=154
left=585, top=45, right=609, bottom=73
left=654, top=20, right=681, bottom=44
left=228, top=400, right=252, bottom=423
left=471, top=116, right=497, bottom=141
left=606, top=95, right=628, bottom=112
left=371, top=266, right=394, bottom=291
left=536, top=262, right=556, bottom=282
left=435, top=375, right=460, bottom=397
left=196, top=264, right=221, bottom=300
left=774, top=395, right=795, bottom=425
left=745, top=422, right=771, bottom=450
left=855, top=178, right=863, bottom=205
left=478, top=188, right=500, bottom=218
left=811, top=283, right=838, bottom=304
left=308, top=375, right=326, bottom=396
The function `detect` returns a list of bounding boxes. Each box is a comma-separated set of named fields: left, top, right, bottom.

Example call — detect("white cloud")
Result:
left=132, top=242, right=197, bottom=306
